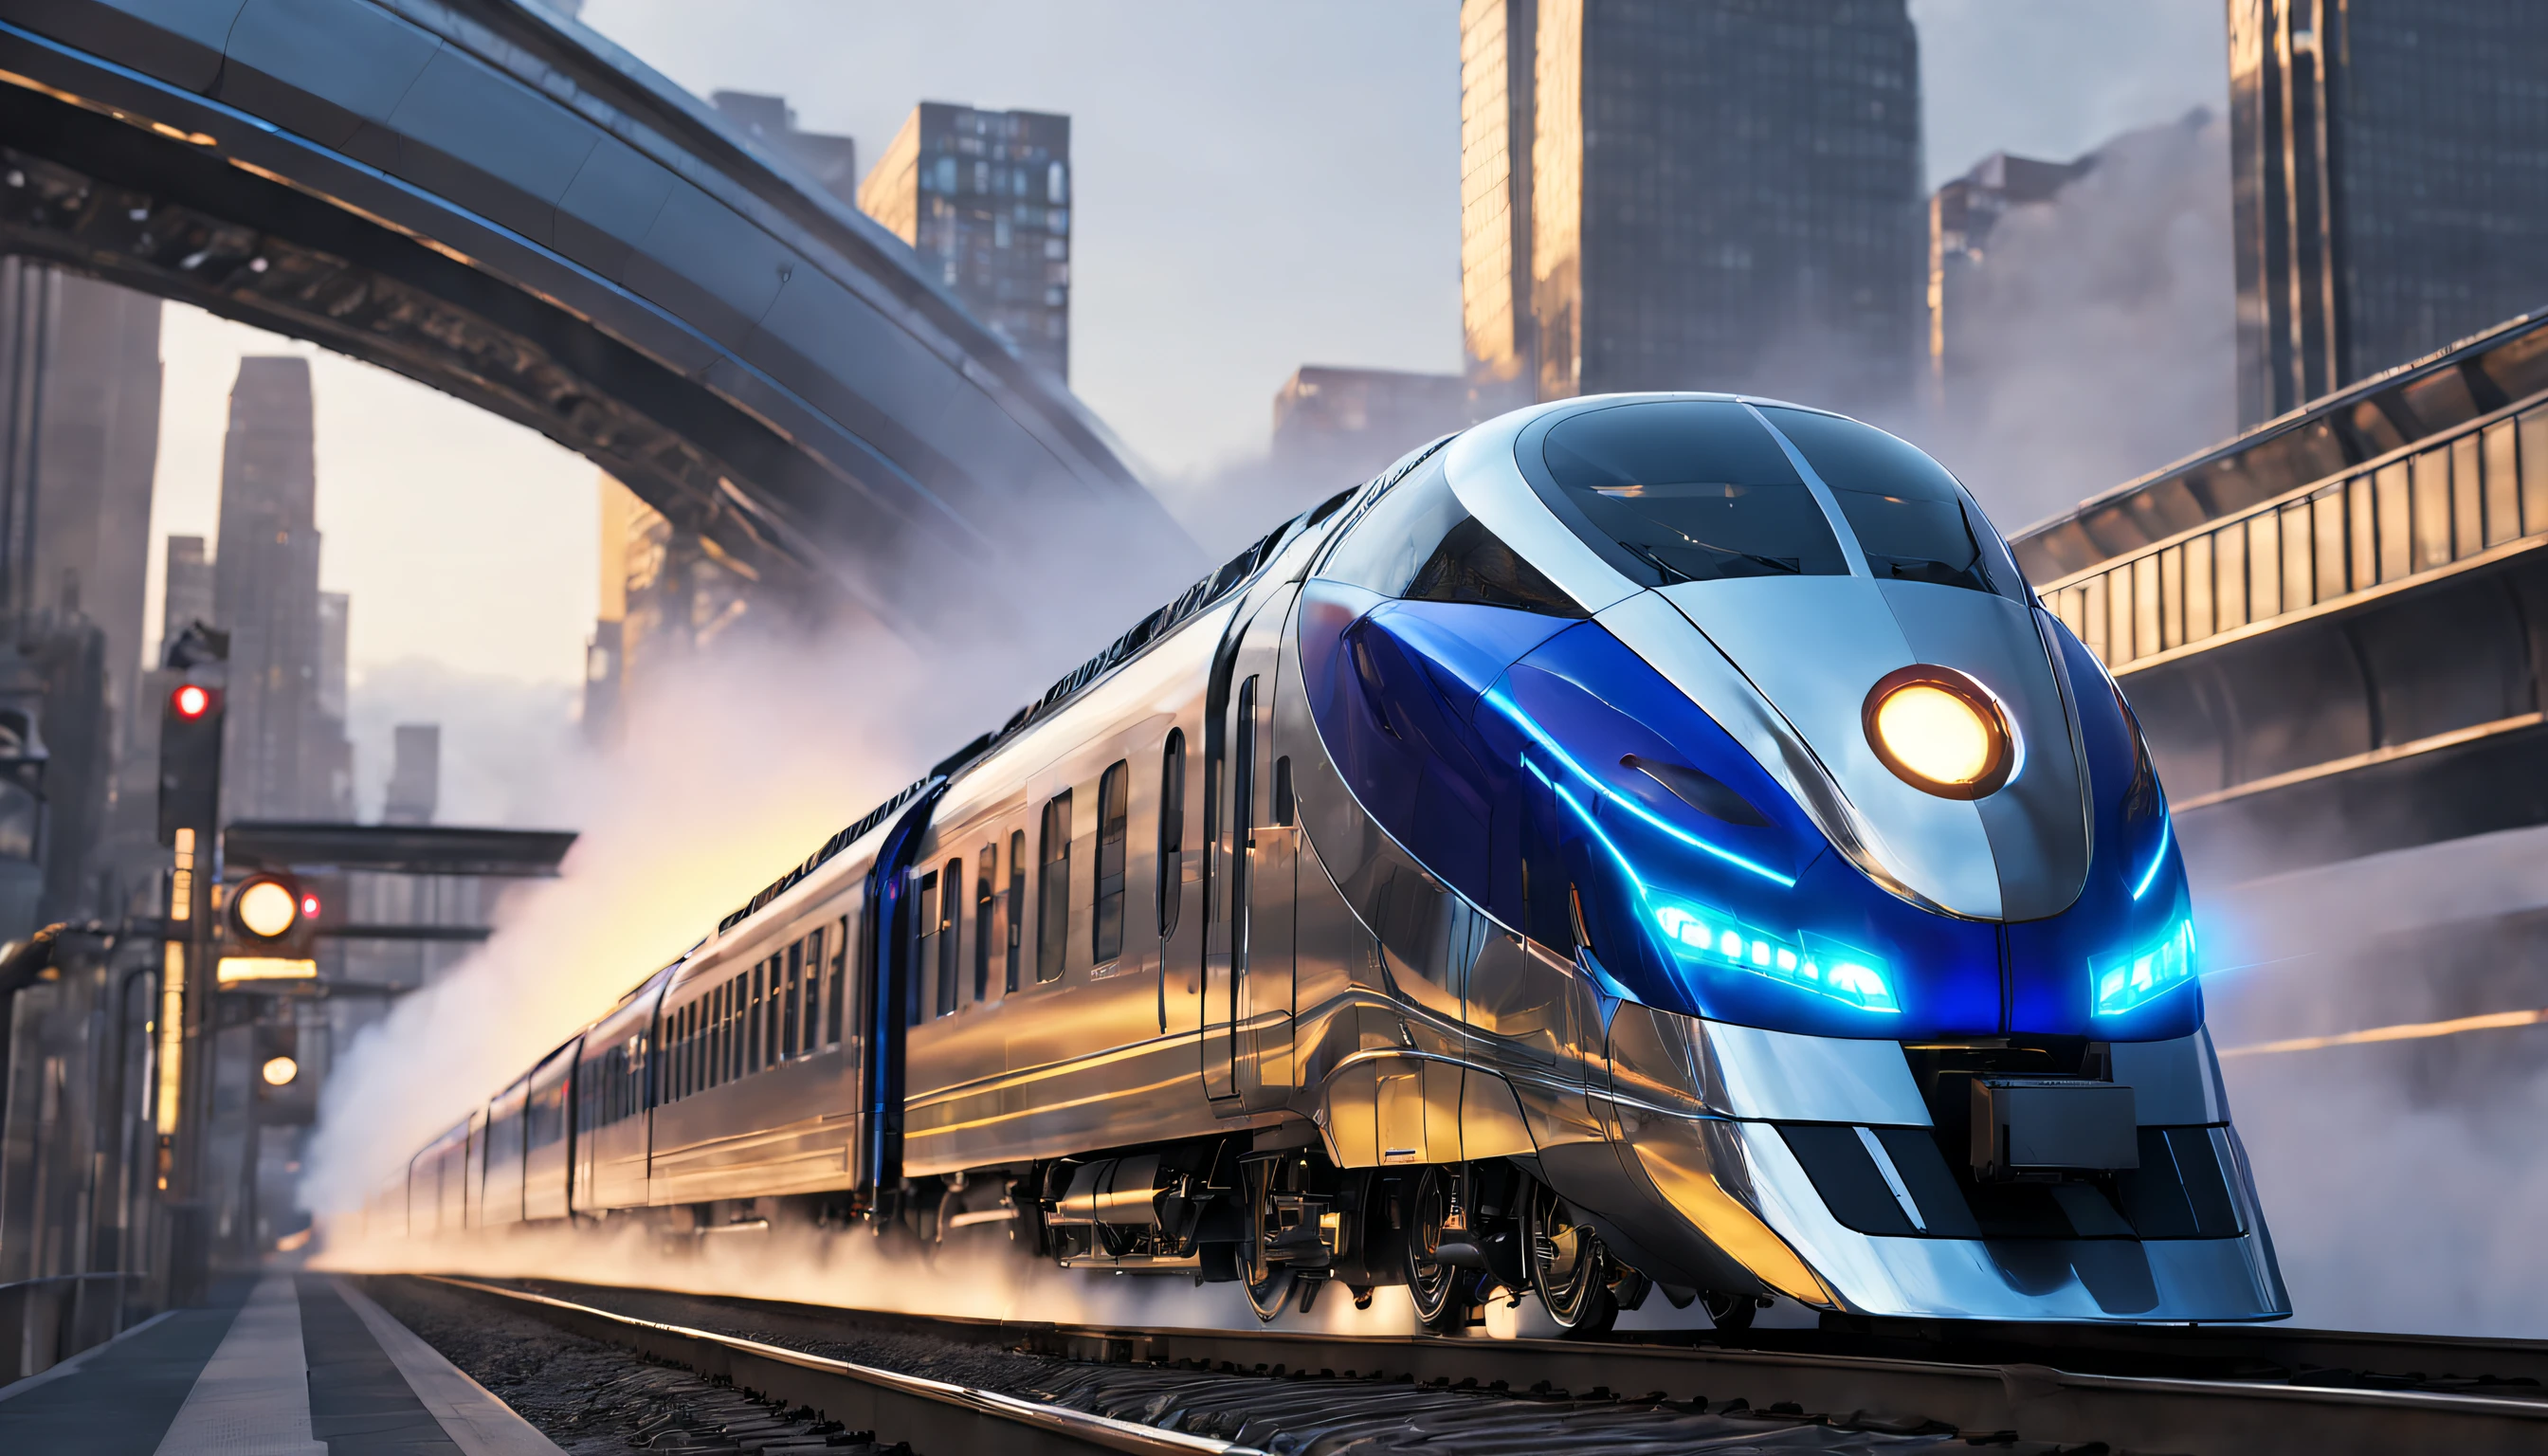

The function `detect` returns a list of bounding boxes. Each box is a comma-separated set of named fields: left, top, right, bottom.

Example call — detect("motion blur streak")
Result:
left=2218, top=1009, right=2548, bottom=1059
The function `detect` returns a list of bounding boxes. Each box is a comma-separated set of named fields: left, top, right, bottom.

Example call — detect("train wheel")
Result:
left=1404, top=1166, right=1476, bottom=1332
left=1700, top=1289, right=1758, bottom=1331
left=1524, top=1180, right=1616, bottom=1336
left=1240, top=1157, right=1294, bottom=1321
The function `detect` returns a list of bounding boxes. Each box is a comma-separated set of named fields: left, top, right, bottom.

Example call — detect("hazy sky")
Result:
left=143, top=0, right=2230, bottom=695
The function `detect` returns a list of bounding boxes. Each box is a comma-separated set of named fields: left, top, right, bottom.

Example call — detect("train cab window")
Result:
left=1157, top=730, right=1185, bottom=938
left=1536, top=400, right=1849, bottom=585
left=937, top=857, right=964, bottom=1016
left=1316, top=452, right=1465, bottom=594
left=1005, top=831, right=1026, bottom=992
left=1093, top=761, right=1129, bottom=965
left=913, top=869, right=940, bottom=1027
left=974, top=846, right=996, bottom=1003
left=1755, top=406, right=2022, bottom=597
left=1037, top=792, right=1071, bottom=983
left=1272, top=755, right=1295, bottom=826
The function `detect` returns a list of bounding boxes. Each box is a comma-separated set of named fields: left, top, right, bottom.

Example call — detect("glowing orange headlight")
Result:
left=1863, top=665, right=2013, bottom=799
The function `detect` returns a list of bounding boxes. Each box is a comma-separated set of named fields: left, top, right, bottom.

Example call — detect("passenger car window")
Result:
left=1006, top=831, right=1026, bottom=992
left=937, top=857, right=963, bottom=1016
left=974, top=846, right=996, bottom=1002
left=1037, top=793, right=1071, bottom=982
left=1756, top=406, right=2022, bottom=597
left=829, top=912, right=850, bottom=1044
left=1536, top=400, right=1848, bottom=584
left=1157, top=730, right=1186, bottom=938
left=1093, top=761, right=1128, bottom=964
left=913, top=870, right=938, bottom=1026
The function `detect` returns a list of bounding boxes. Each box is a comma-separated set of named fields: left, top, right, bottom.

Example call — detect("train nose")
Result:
left=1605, top=576, right=2089, bottom=922
left=1594, top=1000, right=2291, bottom=1322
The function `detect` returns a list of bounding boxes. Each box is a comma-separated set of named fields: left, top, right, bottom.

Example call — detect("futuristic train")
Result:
left=382, top=394, right=2289, bottom=1332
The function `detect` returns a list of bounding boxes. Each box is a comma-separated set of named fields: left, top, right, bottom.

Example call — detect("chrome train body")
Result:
left=385, top=395, right=2287, bottom=1330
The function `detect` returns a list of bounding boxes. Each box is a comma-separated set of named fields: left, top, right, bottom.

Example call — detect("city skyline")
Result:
left=117, top=0, right=2235, bottom=768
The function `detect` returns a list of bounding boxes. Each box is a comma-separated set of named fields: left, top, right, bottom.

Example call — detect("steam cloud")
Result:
left=1914, top=107, right=2236, bottom=530
left=303, top=490, right=1202, bottom=1220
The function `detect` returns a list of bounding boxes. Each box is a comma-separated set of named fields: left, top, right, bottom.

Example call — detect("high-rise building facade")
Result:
left=1926, top=150, right=2094, bottom=397
left=212, top=357, right=348, bottom=820
left=860, top=102, right=1071, bottom=380
left=0, top=261, right=161, bottom=923
left=710, top=90, right=859, bottom=209
left=2230, top=2, right=2548, bottom=427
left=1462, top=1, right=1925, bottom=410
left=1271, top=366, right=1483, bottom=480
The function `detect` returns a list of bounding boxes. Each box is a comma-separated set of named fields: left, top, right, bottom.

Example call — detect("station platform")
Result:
left=0, top=1272, right=562, bottom=1456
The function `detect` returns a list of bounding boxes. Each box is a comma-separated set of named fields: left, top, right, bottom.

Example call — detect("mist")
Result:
left=301, top=488, right=1210, bottom=1218
left=1916, top=108, right=2237, bottom=531
left=2198, top=824, right=2548, bottom=1338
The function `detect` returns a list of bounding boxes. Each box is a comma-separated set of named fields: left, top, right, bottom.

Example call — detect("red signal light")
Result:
left=172, top=683, right=214, bottom=719
left=300, top=892, right=321, bottom=919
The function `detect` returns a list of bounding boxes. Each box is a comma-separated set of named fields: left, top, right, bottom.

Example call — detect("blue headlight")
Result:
left=1652, top=900, right=1899, bottom=1014
left=2093, top=918, right=2196, bottom=1016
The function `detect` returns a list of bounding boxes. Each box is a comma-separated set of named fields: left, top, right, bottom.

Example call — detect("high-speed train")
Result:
left=383, top=394, right=2287, bottom=1333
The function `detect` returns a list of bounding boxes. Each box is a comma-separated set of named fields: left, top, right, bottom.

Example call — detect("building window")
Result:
left=1093, top=761, right=1128, bottom=964
left=937, top=857, right=963, bottom=1016
left=1037, top=792, right=1071, bottom=982
left=1048, top=160, right=1067, bottom=205
left=1157, top=729, right=1185, bottom=938
left=1006, top=829, right=1026, bottom=992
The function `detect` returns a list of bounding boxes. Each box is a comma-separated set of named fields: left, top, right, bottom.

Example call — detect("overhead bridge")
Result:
left=2012, top=310, right=2548, bottom=886
left=0, top=0, right=1188, bottom=622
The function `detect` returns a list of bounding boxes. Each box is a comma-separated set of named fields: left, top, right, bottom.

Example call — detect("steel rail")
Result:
left=417, top=1275, right=2548, bottom=1456
left=418, top=1276, right=1267, bottom=1456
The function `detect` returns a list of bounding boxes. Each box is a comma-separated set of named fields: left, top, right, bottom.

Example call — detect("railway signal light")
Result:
left=219, top=872, right=318, bottom=982
left=158, top=680, right=225, bottom=846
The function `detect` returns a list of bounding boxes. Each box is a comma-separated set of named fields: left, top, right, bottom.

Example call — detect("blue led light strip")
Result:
left=2130, top=812, right=2173, bottom=901
left=1483, top=687, right=1795, bottom=888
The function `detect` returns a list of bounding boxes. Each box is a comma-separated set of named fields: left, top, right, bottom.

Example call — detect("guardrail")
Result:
left=0, top=1271, right=143, bottom=1382
left=2042, top=395, right=2548, bottom=672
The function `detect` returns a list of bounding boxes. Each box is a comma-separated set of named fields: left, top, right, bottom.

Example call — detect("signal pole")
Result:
left=157, top=625, right=226, bottom=1303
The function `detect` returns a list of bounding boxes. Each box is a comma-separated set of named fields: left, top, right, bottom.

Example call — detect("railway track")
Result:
left=406, top=1274, right=2548, bottom=1455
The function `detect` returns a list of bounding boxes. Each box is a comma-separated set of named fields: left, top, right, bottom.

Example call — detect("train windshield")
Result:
left=1756, top=406, right=2024, bottom=598
left=1534, top=401, right=1849, bottom=586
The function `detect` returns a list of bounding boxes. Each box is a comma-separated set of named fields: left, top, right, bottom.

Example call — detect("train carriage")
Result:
left=390, top=394, right=2287, bottom=1332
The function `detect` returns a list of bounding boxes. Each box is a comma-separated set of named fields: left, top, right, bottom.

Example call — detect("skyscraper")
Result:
left=1461, top=1, right=1925, bottom=410
left=860, top=102, right=1071, bottom=380
left=2230, top=2, right=2548, bottom=427
left=710, top=90, right=859, bottom=209
left=0, top=261, right=160, bottom=921
left=213, top=357, right=344, bottom=820
left=1926, top=150, right=2094, bottom=398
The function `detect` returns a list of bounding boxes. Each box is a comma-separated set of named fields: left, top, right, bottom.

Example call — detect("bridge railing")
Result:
left=2041, top=394, right=2548, bottom=671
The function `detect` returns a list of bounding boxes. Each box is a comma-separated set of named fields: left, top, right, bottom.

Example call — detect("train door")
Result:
left=1204, top=586, right=1299, bottom=1110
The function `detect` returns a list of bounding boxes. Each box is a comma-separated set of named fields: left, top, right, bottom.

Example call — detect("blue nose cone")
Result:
left=1301, top=578, right=2205, bottom=1041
